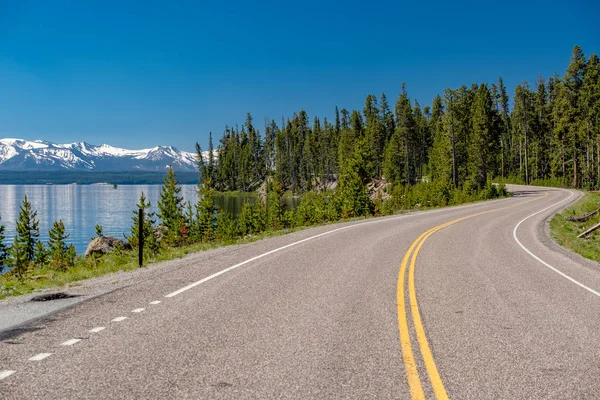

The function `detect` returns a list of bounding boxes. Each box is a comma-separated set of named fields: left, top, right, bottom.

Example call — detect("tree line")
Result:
left=207, top=46, right=599, bottom=192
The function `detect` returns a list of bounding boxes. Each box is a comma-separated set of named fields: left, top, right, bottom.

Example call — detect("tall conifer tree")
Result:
left=48, top=220, right=76, bottom=271
left=157, top=167, right=184, bottom=244
left=9, top=195, right=40, bottom=277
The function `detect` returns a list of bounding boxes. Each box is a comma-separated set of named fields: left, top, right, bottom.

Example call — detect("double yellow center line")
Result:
left=397, top=194, right=546, bottom=399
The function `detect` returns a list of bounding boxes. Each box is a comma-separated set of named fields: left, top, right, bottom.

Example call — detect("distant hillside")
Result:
left=0, top=138, right=205, bottom=172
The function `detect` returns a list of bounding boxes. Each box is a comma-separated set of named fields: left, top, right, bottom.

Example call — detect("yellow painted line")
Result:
left=397, top=228, right=430, bottom=400
left=397, top=219, right=458, bottom=399
left=409, top=219, right=469, bottom=399
left=398, top=193, right=547, bottom=399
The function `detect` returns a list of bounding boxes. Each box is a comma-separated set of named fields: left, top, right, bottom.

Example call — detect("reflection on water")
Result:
left=0, top=185, right=300, bottom=256
left=0, top=184, right=201, bottom=255
left=213, top=193, right=257, bottom=216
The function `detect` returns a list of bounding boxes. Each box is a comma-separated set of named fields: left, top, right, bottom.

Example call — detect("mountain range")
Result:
left=0, top=138, right=202, bottom=172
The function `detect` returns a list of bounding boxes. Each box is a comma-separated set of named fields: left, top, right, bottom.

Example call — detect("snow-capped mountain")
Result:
left=0, top=138, right=203, bottom=172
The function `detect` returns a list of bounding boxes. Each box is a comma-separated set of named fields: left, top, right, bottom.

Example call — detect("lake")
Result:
left=0, top=184, right=296, bottom=256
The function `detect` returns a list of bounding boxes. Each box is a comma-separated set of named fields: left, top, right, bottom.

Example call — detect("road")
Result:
left=1, top=185, right=599, bottom=399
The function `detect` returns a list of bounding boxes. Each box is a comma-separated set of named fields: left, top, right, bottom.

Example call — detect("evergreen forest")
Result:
left=207, top=46, right=600, bottom=193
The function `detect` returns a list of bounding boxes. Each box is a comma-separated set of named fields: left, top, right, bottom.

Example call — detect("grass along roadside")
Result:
left=550, top=192, right=600, bottom=262
left=0, top=227, right=304, bottom=300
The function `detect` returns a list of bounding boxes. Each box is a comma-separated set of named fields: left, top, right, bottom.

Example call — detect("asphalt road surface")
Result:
left=1, top=185, right=599, bottom=399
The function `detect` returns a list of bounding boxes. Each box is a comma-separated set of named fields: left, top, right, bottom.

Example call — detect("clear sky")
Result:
left=0, top=0, right=598, bottom=152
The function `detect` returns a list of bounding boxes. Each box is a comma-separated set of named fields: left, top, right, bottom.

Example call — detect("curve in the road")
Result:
left=398, top=193, right=546, bottom=400
left=512, top=190, right=600, bottom=298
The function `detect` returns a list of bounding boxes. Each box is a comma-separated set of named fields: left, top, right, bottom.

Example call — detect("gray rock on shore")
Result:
left=84, top=236, right=132, bottom=257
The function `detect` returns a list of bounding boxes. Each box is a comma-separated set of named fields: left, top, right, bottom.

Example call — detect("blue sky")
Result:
left=0, top=0, right=598, bottom=152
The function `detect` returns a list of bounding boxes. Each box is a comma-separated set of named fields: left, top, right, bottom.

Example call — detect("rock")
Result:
left=154, top=226, right=168, bottom=243
left=84, top=236, right=131, bottom=257
left=257, top=178, right=270, bottom=205
left=314, top=177, right=337, bottom=193
left=368, top=179, right=391, bottom=201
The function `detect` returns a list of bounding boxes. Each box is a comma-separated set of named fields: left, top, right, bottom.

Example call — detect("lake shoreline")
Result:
left=0, top=171, right=201, bottom=185
left=0, top=184, right=299, bottom=256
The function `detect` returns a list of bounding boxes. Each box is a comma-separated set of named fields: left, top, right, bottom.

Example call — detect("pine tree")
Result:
left=246, top=112, right=265, bottom=184
left=264, top=120, right=278, bottom=174
left=8, top=195, right=40, bottom=277
left=363, top=94, right=382, bottom=178
left=34, top=241, right=48, bottom=267
left=394, top=84, right=417, bottom=184
left=383, top=127, right=406, bottom=184
left=469, top=84, right=496, bottom=188
left=125, top=191, right=158, bottom=254
left=215, top=210, right=237, bottom=242
left=208, top=132, right=216, bottom=182
left=429, top=94, right=452, bottom=183
left=157, top=167, right=184, bottom=245
left=266, top=178, right=286, bottom=230
left=195, top=174, right=217, bottom=242
left=534, top=77, right=552, bottom=180
left=413, top=100, right=431, bottom=181
left=184, top=201, right=195, bottom=241
left=338, top=136, right=374, bottom=218
left=380, top=93, right=395, bottom=145
left=48, top=220, right=75, bottom=271
left=497, top=77, right=511, bottom=177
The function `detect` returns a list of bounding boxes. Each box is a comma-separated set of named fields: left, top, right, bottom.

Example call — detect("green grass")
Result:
left=550, top=192, right=600, bottom=262
left=0, top=227, right=303, bottom=300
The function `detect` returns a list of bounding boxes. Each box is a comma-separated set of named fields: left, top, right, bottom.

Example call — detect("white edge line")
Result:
left=28, top=353, right=52, bottom=361
left=60, top=338, right=81, bottom=346
left=0, top=370, right=16, bottom=380
left=165, top=223, right=361, bottom=297
left=513, top=190, right=600, bottom=297
left=165, top=195, right=520, bottom=298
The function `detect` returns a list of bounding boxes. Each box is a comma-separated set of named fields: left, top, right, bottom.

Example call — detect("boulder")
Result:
left=368, top=179, right=391, bottom=201
left=84, top=236, right=131, bottom=257
left=154, top=225, right=168, bottom=243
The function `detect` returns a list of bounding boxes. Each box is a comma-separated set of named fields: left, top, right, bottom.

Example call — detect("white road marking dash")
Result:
left=60, top=338, right=81, bottom=346
left=131, top=308, right=145, bottom=313
left=112, top=316, right=128, bottom=322
left=0, top=370, right=16, bottom=380
left=149, top=300, right=161, bottom=305
left=29, top=353, right=52, bottom=361
left=89, top=327, right=106, bottom=333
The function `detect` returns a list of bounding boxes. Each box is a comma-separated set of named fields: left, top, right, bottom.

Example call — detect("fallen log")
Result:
left=567, top=207, right=600, bottom=222
left=577, top=222, right=600, bottom=238
left=29, top=273, right=54, bottom=280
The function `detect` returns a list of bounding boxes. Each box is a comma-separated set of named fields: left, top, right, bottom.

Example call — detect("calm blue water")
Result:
left=0, top=184, right=207, bottom=255
left=0, top=184, right=299, bottom=261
